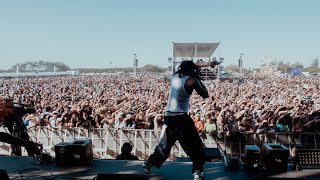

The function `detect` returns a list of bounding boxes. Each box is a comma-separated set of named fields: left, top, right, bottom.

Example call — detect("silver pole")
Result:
left=217, top=65, right=220, bottom=82
left=172, top=58, right=176, bottom=75
left=133, top=54, right=137, bottom=76
left=239, top=53, right=243, bottom=76
left=194, top=42, right=197, bottom=60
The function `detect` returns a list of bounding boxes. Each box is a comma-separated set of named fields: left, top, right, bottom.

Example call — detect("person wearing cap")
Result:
left=143, top=60, right=218, bottom=179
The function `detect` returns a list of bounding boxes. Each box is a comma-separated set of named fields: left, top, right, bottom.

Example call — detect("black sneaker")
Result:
left=142, top=161, right=153, bottom=173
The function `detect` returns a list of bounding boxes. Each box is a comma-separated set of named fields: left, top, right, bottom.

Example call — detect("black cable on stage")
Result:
left=17, top=168, right=55, bottom=180
left=17, top=168, right=77, bottom=180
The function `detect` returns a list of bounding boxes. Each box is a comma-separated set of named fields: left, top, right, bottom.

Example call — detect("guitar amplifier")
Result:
left=261, top=143, right=289, bottom=172
left=244, top=145, right=260, bottom=169
left=69, top=139, right=93, bottom=165
left=55, top=139, right=93, bottom=165
left=55, top=142, right=72, bottom=165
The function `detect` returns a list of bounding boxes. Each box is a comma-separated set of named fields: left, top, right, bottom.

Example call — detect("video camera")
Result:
left=211, top=57, right=223, bottom=66
left=0, top=100, right=35, bottom=133
left=0, top=99, right=40, bottom=157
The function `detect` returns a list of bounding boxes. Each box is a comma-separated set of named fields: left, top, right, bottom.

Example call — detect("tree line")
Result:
left=223, top=57, right=320, bottom=74
left=6, top=61, right=166, bottom=73
left=75, top=64, right=166, bottom=73
left=4, top=57, right=320, bottom=74
left=9, top=61, right=70, bottom=72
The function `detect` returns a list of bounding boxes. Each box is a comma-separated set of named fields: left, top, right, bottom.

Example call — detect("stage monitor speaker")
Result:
left=244, top=145, right=260, bottom=169
left=261, top=143, right=289, bottom=172
left=96, top=174, right=148, bottom=180
left=204, top=148, right=221, bottom=162
left=0, top=169, right=9, bottom=180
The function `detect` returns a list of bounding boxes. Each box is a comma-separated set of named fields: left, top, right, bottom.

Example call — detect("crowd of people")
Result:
left=1, top=74, right=320, bottom=136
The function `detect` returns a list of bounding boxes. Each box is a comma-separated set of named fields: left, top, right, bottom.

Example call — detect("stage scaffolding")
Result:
left=170, top=42, right=221, bottom=80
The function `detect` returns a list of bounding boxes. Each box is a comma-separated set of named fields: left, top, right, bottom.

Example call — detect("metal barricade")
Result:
left=0, top=126, right=319, bottom=160
left=0, top=126, right=11, bottom=155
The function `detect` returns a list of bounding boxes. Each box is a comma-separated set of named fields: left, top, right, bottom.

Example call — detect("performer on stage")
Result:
left=0, top=98, right=41, bottom=158
left=142, top=60, right=219, bottom=179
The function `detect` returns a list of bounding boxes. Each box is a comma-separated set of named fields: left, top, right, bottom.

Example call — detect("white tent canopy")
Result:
left=173, top=42, right=220, bottom=58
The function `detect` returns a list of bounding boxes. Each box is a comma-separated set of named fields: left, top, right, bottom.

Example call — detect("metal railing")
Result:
left=0, top=127, right=319, bottom=160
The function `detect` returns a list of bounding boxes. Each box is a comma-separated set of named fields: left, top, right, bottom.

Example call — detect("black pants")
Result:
left=147, top=114, right=205, bottom=174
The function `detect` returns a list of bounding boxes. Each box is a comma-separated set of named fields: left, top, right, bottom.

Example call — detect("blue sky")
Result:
left=0, top=0, right=319, bottom=70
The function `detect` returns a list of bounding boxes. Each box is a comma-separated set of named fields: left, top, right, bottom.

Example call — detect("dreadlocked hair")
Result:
left=175, top=60, right=201, bottom=78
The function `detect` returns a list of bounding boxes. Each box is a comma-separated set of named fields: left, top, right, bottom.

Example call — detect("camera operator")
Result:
left=0, top=98, right=41, bottom=158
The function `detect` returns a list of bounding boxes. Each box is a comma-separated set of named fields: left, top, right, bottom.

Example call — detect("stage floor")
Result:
left=0, top=156, right=319, bottom=180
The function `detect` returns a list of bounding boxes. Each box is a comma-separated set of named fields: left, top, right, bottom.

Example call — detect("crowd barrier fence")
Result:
left=0, top=126, right=319, bottom=160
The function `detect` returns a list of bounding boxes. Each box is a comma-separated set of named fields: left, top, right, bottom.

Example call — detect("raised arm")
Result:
left=185, top=77, right=208, bottom=98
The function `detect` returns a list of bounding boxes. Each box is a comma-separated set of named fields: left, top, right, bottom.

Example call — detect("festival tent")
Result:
left=287, top=67, right=304, bottom=76
left=220, top=72, right=234, bottom=77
